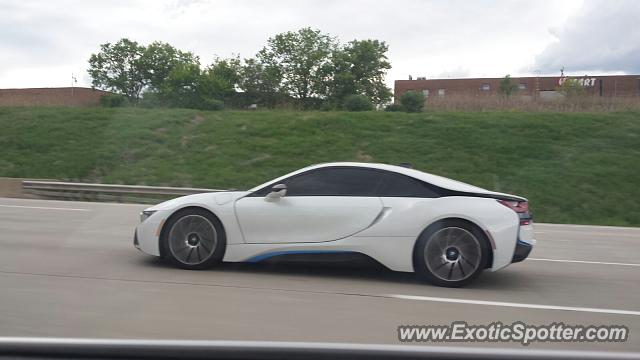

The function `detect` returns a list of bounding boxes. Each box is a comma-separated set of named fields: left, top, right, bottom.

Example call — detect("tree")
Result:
left=204, top=56, right=242, bottom=101
left=158, top=62, right=202, bottom=108
left=198, top=67, right=235, bottom=103
left=557, top=78, right=587, bottom=98
left=88, top=39, right=198, bottom=102
left=252, top=30, right=392, bottom=108
left=155, top=61, right=236, bottom=110
left=140, top=41, right=199, bottom=91
left=331, top=39, right=392, bottom=105
left=88, top=38, right=146, bottom=100
left=325, top=66, right=357, bottom=106
left=399, top=91, right=425, bottom=112
left=88, top=31, right=394, bottom=110
left=498, top=74, right=518, bottom=97
left=258, top=27, right=337, bottom=107
left=238, top=58, right=284, bottom=107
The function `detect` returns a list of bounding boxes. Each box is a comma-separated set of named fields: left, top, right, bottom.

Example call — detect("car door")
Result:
left=234, top=167, right=384, bottom=244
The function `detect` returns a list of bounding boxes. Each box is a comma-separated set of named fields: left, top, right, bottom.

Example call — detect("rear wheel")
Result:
left=161, top=208, right=226, bottom=270
left=414, top=219, right=489, bottom=287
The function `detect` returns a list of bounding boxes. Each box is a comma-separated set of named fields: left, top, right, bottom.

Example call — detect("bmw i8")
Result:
left=134, top=162, right=535, bottom=287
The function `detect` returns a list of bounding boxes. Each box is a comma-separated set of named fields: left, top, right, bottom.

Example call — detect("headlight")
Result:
left=140, top=210, right=157, bottom=223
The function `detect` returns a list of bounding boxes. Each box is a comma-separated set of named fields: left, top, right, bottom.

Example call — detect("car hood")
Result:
left=145, top=191, right=249, bottom=212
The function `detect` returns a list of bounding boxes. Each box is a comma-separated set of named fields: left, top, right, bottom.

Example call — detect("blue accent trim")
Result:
left=246, top=250, right=355, bottom=263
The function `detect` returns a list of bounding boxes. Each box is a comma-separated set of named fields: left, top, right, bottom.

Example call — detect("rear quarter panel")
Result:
left=356, top=196, right=520, bottom=271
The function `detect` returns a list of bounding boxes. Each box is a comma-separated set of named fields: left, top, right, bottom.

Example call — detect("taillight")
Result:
left=498, top=199, right=532, bottom=225
left=498, top=200, right=528, bottom=213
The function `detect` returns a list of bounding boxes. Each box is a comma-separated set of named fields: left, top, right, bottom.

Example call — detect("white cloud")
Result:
left=532, top=0, right=640, bottom=75
left=2, top=0, right=635, bottom=91
left=434, top=68, right=471, bottom=79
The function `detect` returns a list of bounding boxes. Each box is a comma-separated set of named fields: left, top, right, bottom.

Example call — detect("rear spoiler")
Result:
left=426, top=182, right=526, bottom=202
left=442, top=189, right=527, bottom=202
left=418, top=176, right=527, bottom=202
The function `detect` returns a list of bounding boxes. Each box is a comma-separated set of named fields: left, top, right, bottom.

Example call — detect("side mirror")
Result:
left=265, top=183, right=287, bottom=201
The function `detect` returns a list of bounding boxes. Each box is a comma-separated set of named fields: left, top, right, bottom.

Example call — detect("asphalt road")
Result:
left=0, top=197, right=639, bottom=353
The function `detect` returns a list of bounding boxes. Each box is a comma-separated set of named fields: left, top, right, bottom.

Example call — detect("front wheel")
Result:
left=161, top=208, right=226, bottom=270
left=414, top=220, right=489, bottom=287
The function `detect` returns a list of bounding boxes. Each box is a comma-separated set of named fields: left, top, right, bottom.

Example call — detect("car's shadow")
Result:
left=139, top=255, right=531, bottom=291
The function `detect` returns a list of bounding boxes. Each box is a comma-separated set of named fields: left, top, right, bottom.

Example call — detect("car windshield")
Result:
left=0, top=1, right=638, bottom=359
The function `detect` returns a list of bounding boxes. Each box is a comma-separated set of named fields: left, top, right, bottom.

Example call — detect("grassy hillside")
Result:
left=1, top=107, right=639, bottom=226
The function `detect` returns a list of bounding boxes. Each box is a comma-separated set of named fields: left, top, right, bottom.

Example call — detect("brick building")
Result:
left=394, top=75, right=640, bottom=100
left=0, top=87, right=112, bottom=107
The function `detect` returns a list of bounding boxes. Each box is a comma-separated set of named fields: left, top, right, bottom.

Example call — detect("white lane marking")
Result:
left=0, top=204, right=89, bottom=212
left=386, top=294, right=640, bottom=316
left=536, top=223, right=640, bottom=232
left=536, top=230, right=639, bottom=238
left=79, top=202, right=147, bottom=207
left=528, top=257, right=640, bottom=267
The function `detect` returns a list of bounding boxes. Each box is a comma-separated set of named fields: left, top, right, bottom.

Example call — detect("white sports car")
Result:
left=134, top=162, right=535, bottom=287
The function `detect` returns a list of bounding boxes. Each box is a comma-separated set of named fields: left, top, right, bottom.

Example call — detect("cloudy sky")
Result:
left=1, top=0, right=638, bottom=89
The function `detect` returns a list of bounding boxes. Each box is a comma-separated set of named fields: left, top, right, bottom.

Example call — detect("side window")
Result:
left=285, top=167, right=382, bottom=196
left=253, top=167, right=383, bottom=197
left=377, top=172, right=439, bottom=198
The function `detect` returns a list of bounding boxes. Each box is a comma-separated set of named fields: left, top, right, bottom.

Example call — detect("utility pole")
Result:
left=534, top=69, right=541, bottom=100
left=71, top=73, right=77, bottom=97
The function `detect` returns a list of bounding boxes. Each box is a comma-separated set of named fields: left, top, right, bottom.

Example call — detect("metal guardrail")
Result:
left=22, top=180, right=224, bottom=203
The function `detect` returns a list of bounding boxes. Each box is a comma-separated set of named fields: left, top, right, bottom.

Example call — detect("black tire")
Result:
left=413, top=219, right=490, bottom=287
left=160, top=208, right=226, bottom=270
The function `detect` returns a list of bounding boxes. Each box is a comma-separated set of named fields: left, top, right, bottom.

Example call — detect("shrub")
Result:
left=384, top=103, right=405, bottom=112
left=399, top=91, right=425, bottom=112
left=498, top=74, right=518, bottom=97
left=320, top=102, right=338, bottom=111
left=557, top=78, right=587, bottom=98
left=198, top=98, right=224, bottom=111
left=138, top=91, right=164, bottom=108
left=99, top=94, right=127, bottom=107
left=343, top=94, right=373, bottom=111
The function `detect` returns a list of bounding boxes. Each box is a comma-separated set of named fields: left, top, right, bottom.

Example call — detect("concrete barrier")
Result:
left=0, top=178, right=27, bottom=198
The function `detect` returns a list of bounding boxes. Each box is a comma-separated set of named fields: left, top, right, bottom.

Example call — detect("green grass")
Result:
left=1, top=107, right=639, bottom=226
